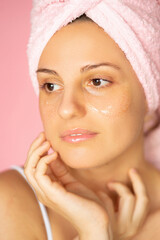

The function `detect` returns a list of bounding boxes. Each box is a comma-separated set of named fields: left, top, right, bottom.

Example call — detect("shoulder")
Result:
left=0, top=168, right=35, bottom=206
left=0, top=169, right=46, bottom=239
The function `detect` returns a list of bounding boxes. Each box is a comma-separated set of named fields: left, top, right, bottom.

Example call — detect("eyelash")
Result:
left=39, top=82, right=62, bottom=93
left=88, top=78, right=112, bottom=89
left=39, top=78, right=112, bottom=93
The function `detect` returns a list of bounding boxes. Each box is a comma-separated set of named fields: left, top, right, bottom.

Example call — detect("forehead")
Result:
left=38, top=21, right=127, bottom=69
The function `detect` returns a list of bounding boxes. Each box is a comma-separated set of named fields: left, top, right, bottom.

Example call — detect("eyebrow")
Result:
left=36, top=62, right=120, bottom=75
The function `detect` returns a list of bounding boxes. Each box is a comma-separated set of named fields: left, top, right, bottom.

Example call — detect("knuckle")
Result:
left=34, top=170, right=40, bottom=180
left=36, top=159, right=44, bottom=171
left=38, top=156, right=45, bottom=166
left=31, top=151, right=38, bottom=159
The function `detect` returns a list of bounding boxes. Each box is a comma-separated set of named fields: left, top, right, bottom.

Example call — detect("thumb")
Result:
left=49, top=154, right=104, bottom=205
left=49, top=153, right=78, bottom=186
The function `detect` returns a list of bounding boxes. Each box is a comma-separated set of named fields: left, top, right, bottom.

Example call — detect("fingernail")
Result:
left=107, top=182, right=115, bottom=188
left=130, top=168, right=137, bottom=173
left=42, top=141, right=49, bottom=146
left=107, top=180, right=116, bottom=184
left=38, top=132, right=43, bottom=138
left=48, top=148, right=54, bottom=154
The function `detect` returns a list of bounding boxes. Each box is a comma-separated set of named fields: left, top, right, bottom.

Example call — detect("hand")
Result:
left=72, top=170, right=150, bottom=240
left=24, top=132, right=112, bottom=240
left=24, top=132, right=149, bottom=240
left=98, top=170, right=150, bottom=240
left=72, top=169, right=150, bottom=240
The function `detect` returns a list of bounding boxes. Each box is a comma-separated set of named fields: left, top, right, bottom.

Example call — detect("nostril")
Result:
left=58, top=99, right=86, bottom=119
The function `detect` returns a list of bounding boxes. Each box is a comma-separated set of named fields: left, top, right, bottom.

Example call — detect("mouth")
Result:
left=60, top=128, right=98, bottom=143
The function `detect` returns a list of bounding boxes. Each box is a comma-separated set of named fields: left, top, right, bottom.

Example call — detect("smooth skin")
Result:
left=24, top=131, right=149, bottom=240
left=1, top=20, right=160, bottom=240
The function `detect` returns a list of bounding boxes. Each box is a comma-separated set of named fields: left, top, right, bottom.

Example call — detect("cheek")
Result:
left=39, top=97, right=56, bottom=132
left=86, top=85, right=132, bottom=118
left=39, top=91, right=64, bottom=120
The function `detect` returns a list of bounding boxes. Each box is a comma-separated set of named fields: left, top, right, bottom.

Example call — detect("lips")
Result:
left=60, top=128, right=98, bottom=143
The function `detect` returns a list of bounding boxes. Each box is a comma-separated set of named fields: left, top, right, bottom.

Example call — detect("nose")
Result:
left=58, top=89, right=86, bottom=120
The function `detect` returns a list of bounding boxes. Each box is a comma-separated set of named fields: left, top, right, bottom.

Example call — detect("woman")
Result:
left=0, top=0, right=160, bottom=239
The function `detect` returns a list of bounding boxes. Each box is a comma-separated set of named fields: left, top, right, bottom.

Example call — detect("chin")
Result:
left=56, top=145, right=106, bottom=169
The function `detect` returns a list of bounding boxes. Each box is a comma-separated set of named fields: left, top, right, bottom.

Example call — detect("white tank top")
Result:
left=10, top=165, right=53, bottom=240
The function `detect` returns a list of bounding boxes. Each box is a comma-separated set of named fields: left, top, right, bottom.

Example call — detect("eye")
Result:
left=89, top=78, right=112, bottom=88
left=39, top=82, right=62, bottom=93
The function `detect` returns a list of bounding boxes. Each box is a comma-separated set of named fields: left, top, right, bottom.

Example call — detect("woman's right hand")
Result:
left=24, top=132, right=112, bottom=240
left=24, top=132, right=149, bottom=240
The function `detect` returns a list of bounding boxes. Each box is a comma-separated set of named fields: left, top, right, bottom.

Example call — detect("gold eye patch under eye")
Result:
left=83, top=84, right=131, bottom=118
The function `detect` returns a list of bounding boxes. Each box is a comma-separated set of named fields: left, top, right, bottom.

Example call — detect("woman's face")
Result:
left=37, top=20, right=148, bottom=169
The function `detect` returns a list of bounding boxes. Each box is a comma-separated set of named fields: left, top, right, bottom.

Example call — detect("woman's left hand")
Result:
left=70, top=168, right=149, bottom=240
left=71, top=166, right=149, bottom=240
left=95, top=169, right=150, bottom=240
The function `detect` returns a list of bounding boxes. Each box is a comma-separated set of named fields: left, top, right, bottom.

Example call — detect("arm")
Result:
left=0, top=170, right=45, bottom=240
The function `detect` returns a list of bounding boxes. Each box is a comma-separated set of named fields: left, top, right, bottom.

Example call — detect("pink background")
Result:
left=0, top=0, right=43, bottom=172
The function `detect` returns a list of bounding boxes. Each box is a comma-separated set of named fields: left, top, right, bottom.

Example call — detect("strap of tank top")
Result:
left=11, top=165, right=53, bottom=240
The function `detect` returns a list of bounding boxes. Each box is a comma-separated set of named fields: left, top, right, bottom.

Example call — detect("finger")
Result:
left=128, top=169, right=149, bottom=228
left=24, top=132, right=46, bottom=168
left=49, top=157, right=103, bottom=203
left=25, top=141, right=51, bottom=171
left=50, top=158, right=104, bottom=204
left=28, top=132, right=46, bottom=157
left=35, top=156, right=110, bottom=233
left=35, top=152, right=67, bottom=203
left=49, top=156, right=78, bottom=186
left=24, top=141, right=52, bottom=199
left=35, top=149, right=102, bottom=205
left=46, top=167, right=58, bottom=181
left=96, top=191, right=115, bottom=229
left=32, top=153, right=61, bottom=205
left=107, top=182, right=135, bottom=234
left=128, top=168, right=149, bottom=198
left=42, top=155, right=104, bottom=206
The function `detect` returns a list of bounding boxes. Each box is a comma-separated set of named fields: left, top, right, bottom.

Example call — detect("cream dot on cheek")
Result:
left=39, top=99, right=57, bottom=121
left=44, top=100, right=57, bottom=114
left=42, top=96, right=60, bottom=114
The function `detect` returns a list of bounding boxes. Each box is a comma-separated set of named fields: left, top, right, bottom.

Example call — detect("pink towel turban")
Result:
left=27, top=0, right=160, bottom=169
